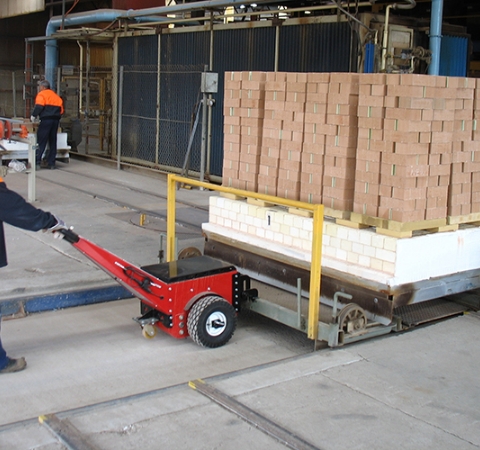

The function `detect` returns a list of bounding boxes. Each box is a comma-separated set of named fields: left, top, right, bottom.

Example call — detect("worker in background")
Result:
left=30, top=80, right=64, bottom=170
left=0, top=175, right=67, bottom=374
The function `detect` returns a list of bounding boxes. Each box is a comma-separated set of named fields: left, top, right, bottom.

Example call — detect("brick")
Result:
left=278, top=167, right=302, bottom=181
left=358, top=116, right=384, bottom=130
left=304, top=112, right=327, bottom=124
left=281, top=139, right=303, bottom=152
left=265, top=90, right=287, bottom=102
left=425, top=207, right=447, bottom=220
left=265, top=81, right=286, bottom=92
left=392, top=186, right=427, bottom=201
left=307, top=73, right=331, bottom=83
left=359, top=181, right=380, bottom=196
left=387, top=84, right=424, bottom=97
left=390, top=209, right=426, bottom=222
left=327, top=114, right=358, bottom=127
left=393, top=142, right=430, bottom=155
left=356, top=148, right=382, bottom=162
left=357, top=105, right=385, bottom=119
left=327, top=93, right=359, bottom=106
left=359, top=73, right=387, bottom=84
left=300, top=191, right=323, bottom=204
left=354, top=192, right=380, bottom=207
left=300, top=180, right=323, bottom=195
left=386, top=130, right=423, bottom=144
left=382, top=153, right=428, bottom=166
left=380, top=173, right=419, bottom=189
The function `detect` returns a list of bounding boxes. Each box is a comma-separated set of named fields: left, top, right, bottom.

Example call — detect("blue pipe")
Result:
left=428, top=0, right=444, bottom=75
left=45, top=0, right=271, bottom=90
left=45, top=9, right=167, bottom=89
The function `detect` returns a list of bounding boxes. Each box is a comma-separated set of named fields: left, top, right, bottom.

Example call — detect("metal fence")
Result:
left=59, top=65, right=112, bottom=155
left=0, top=70, right=27, bottom=118
left=114, top=19, right=355, bottom=178
left=115, top=64, right=206, bottom=172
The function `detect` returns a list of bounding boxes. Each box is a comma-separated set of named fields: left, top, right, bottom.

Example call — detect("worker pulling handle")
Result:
left=57, top=228, right=80, bottom=244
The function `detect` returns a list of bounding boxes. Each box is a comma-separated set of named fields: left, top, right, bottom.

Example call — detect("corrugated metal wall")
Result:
left=440, top=35, right=469, bottom=77
left=158, top=32, right=209, bottom=170
left=278, top=22, right=354, bottom=72
left=116, top=20, right=354, bottom=176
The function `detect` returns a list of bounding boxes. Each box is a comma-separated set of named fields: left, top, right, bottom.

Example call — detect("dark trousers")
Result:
left=0, top=316, right=8, bottom=370
left=36, top=118, right=60, bottom=167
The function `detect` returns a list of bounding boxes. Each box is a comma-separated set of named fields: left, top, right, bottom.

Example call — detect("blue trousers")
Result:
left=0, top=315, right=8, bottom=370
left=36, top=118, right=60, bottom=167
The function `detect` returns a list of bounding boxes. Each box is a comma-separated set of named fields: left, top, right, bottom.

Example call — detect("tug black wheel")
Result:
left=187, top=295, right=237, bottom=348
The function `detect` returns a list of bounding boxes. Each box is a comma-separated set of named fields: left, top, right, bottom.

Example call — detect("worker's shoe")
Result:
left=40, top=160, right=49, bottom=169
left=0, top=357, right=27, bottom=374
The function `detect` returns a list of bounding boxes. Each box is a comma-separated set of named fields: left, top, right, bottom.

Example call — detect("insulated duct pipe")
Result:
left=45, top=9, right=157, bottom=89
left=45, top=0, right=274, bottom=90
left=428, top=0, right=444, bottom=75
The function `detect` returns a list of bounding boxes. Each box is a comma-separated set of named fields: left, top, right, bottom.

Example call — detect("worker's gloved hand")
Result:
left=44, top=216, right=70, bottom=239
left=30, top=116, right=36, bottom=123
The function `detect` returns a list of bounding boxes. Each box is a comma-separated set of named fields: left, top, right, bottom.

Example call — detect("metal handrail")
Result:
left=166, top=174, right=324, bottom=340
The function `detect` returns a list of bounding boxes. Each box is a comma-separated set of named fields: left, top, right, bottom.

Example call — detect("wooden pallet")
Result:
left=288, top=206, right=351, bottom=220
left=448, top=212, right=480, bottom=226
left=341, top=212, right=459, bottom=238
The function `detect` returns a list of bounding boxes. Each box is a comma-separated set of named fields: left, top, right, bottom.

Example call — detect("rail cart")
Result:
left=59, top=172, right=476, bottom=349
left=60, top=229, right=256, bottom=348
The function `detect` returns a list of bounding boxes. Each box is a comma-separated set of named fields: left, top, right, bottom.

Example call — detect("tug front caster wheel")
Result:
left=142, top=324, right=157, bottom=339
left=187, top=295, right=237, bottom=348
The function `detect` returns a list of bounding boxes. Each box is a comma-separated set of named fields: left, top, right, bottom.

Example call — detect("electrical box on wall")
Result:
left=386, top=25, right=414, bottom=71
left=201, top=72, right=218, bottom=94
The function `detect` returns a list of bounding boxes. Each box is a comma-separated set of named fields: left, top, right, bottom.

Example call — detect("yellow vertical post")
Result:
left=166, top=174, right=177, bottom=262
left=308, top=204, right=324, bottom=340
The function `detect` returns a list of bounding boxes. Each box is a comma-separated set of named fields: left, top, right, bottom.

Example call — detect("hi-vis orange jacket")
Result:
left=0, top=176, right=57, bottom=267
left=32, top=89, right=64, bottom=121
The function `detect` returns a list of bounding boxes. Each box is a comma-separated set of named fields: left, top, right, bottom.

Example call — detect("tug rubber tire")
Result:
left=187, top=295, right=237, bottom=348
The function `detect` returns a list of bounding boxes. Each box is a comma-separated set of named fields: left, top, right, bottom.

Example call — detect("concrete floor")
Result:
left=0, top=301, right=479, bottom=449
left=0, top=160, right=479, bottom=449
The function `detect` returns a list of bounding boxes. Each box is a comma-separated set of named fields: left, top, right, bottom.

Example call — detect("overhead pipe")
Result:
left=46, top=9, right=169, bottom=89
left=45, top=0, right=273, bottom=90
left=428, top=0, right=444, bottom=75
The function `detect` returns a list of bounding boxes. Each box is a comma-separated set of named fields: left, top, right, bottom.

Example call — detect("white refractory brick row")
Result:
left=206, top=197, right=480, bottom=287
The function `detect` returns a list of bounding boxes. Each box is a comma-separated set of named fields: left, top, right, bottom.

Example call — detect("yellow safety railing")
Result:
left=166, top=174, right=324, bottom=340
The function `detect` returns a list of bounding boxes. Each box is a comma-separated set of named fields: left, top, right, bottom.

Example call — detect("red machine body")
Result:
left=63, top=230, right=243, bottom=346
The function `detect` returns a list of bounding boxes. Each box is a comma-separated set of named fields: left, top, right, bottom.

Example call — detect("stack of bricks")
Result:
left=448, top=77, right=477, bottom=217
left=258, top=71, right=307, bottom=199
left=223, top=72, right=242, bottom=188
left=223, top=71, right=266, bottom=191
left=258, top=72, right=287, bottom=196
left=355, top=73, right=454, bottom=222
left=322, top=73, right=359, bottom=211
left=474, top=79, right=480, bottom=213
left=354, top=73, right=386, bottom=218
left=276, top=72, right=307, bottom=200
left=299, top=73, right=330, bottom=204
left=223, top=71, right=480, bottom=225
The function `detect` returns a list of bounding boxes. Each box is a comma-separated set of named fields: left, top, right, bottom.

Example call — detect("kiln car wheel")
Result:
left=187, top=295, right=237, bottom=348
left=338, top=303, right=367, bottom=334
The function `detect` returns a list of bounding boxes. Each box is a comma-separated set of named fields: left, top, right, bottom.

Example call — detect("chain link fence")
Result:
left=59, top=66, right=112, bottom=155
left=0, top=70, right=28, bottom=118
left=115, top=64, right=205, bottom=173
